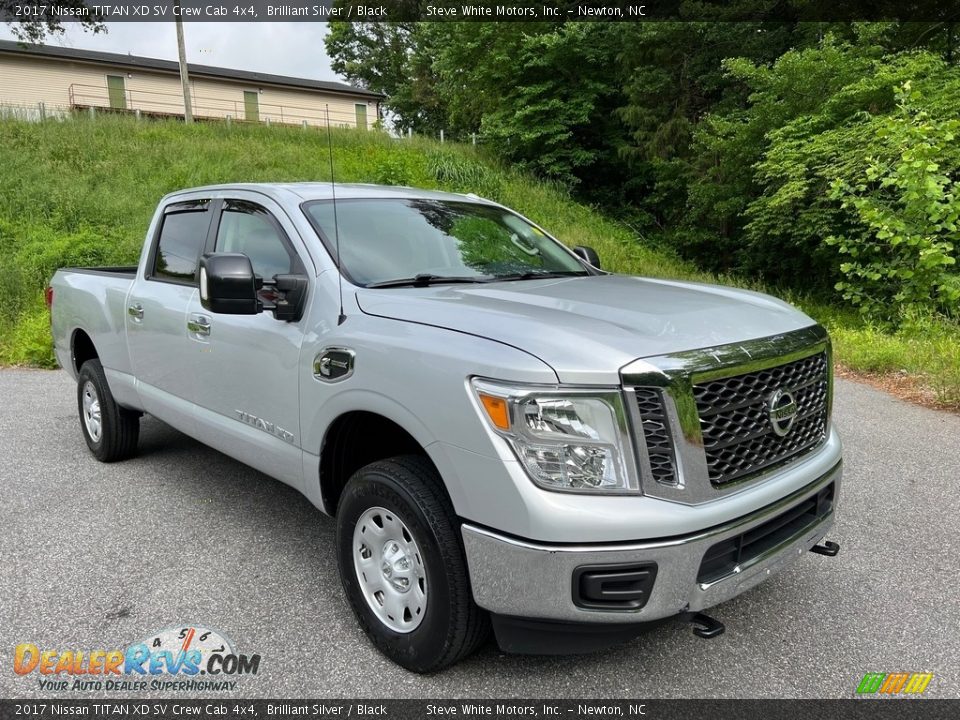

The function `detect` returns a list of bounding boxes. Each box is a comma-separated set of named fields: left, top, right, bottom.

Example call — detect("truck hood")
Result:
left=355, top=275, right=816, bottom=384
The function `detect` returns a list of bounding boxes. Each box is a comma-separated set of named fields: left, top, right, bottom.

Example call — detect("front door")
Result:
left=126, top=199, right=213, bottom=433
left=244, top=91, right=259, bottom=122
left=186, top=195, right=309, bottom=488
left=107, top=75, right=127, bottom=110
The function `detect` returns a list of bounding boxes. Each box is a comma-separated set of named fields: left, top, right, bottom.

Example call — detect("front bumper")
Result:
left=462, top=460, right=840, bottom=624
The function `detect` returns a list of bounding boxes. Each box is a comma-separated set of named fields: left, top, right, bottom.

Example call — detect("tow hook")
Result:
left=810, top=540, right=841, bottom=557
left=688, top=612, right=725, bottom=640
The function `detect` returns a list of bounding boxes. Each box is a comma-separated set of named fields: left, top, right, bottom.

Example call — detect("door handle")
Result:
left=187, top=318, right=211, bottom=336
left=127, top=303, right=144, bottom=321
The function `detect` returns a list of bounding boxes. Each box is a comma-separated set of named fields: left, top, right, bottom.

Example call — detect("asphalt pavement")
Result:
left=1, top=369, right=958, bottom=699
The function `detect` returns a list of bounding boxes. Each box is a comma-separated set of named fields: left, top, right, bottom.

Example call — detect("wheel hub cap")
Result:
left=81, top=381, right=102, bottom=442
left=353, top=507, right=427, bottom=633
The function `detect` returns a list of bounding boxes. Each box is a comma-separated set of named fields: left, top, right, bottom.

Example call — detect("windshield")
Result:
left=302, top=198, right=588, bottom=287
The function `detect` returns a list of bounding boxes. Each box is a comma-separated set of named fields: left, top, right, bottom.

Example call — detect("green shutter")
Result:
left=244, top=91, right=260, bottom=123
left=107, top=75, right=127, bottom=110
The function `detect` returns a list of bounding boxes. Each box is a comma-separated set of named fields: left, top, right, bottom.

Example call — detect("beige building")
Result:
left=0, top=40, right=383, bottom=128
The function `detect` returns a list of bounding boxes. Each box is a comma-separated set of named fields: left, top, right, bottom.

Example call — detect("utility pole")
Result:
left=174, top=0, right=193, bottom=123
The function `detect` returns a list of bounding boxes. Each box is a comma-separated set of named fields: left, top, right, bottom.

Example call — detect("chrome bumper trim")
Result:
left=462, top=460, right=840, bottom=623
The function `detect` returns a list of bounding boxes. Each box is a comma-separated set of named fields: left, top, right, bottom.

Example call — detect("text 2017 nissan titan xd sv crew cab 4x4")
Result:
left=49, top=183, right=842, bottom=671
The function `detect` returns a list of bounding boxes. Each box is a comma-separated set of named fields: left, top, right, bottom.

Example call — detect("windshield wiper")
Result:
left=491, top=270, right=589, bottom=281
left=365, top=270, right=587, bottom=288
left=365, top=274, right=493, bottom=289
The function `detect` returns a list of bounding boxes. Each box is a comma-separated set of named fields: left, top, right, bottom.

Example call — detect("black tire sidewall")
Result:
left=76, top=358, right=139, bottom=462
left=336, top=466, right=459, bottom=672
left=77, top=361, right=109, bottom=458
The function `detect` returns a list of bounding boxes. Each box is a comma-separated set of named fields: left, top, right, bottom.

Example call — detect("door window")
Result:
left=152, top=205, right=210, bottom=283
left=215, top=201, right=301, bottom=281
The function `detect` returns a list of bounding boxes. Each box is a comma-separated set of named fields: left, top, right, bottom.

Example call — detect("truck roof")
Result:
left=164, top=183, right=495, bottom=205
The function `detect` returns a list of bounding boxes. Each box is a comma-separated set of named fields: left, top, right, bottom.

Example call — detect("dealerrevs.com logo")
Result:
left=13, top=625, right=261, bottom=692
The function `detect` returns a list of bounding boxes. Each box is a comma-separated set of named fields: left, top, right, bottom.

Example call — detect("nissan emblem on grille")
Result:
left=767, top=389, right=799, bottom=437
left=692, top=351, right=829, bottom=486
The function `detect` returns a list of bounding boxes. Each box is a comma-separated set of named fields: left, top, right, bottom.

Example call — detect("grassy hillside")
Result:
left=0, top=115, right=956, bottom=407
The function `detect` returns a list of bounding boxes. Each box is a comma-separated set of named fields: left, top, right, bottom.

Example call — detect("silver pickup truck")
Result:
left=50, top=183, right=841, bottom=672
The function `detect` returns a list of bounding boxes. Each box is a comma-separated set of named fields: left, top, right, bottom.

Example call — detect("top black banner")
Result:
left=4, top=0, right=960, bottom=23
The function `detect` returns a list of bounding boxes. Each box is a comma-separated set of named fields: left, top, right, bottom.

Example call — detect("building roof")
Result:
left=0, top=40, right=384, bottom=100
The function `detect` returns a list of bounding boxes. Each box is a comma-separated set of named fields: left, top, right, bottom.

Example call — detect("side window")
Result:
left=215, top=201, right=300, bottom=280
left=152, top=208, right=210, bottom=283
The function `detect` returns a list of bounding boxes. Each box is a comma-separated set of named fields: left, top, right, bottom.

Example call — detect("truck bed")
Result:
left=50, top=266, right=138, bottom=382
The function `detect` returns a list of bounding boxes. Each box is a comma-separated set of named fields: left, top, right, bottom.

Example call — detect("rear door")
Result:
left=185, top=194, right=310, bottom=488
left=127, top=198, right=215, bottom=433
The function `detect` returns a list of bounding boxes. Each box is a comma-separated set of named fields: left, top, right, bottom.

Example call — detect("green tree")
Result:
left=4, top=1, right=102, bottom=41
left=427, top=23, right=623, bottom=187
left=325, top=21, right=447, bottom=134
left=686, top=34, right=880, bottom=274
left=828, top=84, right=960, bottom=322
left=685, top=30, right=959, bottom=287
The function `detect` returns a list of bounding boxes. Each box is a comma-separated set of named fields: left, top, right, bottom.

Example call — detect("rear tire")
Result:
left=77, top=359, right=139, bottom=462
left=336, top=455, right=490, bottom=672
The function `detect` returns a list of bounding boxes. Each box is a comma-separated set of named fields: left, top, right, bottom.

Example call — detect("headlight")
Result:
left=471, top=379, right=638, bottom=494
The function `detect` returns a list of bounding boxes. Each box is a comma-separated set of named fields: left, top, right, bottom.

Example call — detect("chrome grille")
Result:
left=634, top=388, right=678, bottom=485
left=694, top=352, right=829, bottom=486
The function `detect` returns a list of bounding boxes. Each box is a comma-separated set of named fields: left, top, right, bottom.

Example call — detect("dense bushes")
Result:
left=828, top=87, right=960, bottom=321
left=686, top=42, right=960, bottom=323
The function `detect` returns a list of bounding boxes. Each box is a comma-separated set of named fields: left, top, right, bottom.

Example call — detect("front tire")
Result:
left=336, top=455, right=489, bottom=672
left=77, top=359, right=139, bottom=462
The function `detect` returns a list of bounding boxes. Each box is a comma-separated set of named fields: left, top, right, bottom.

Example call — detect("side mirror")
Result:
left=199, top=253, right=261, bottom=315
left=573, top=245, right=601, bottom=270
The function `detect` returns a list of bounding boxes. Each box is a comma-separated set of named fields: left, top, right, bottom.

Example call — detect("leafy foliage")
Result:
left=470, top=24, right=621, bottom=187
left=3, top=1, right=102, bottom=41
left=685, top=36, right=960, bottom=316
left=326, top=21, right=447, bottom=134
left=827, top=85, right=960, bottom=321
